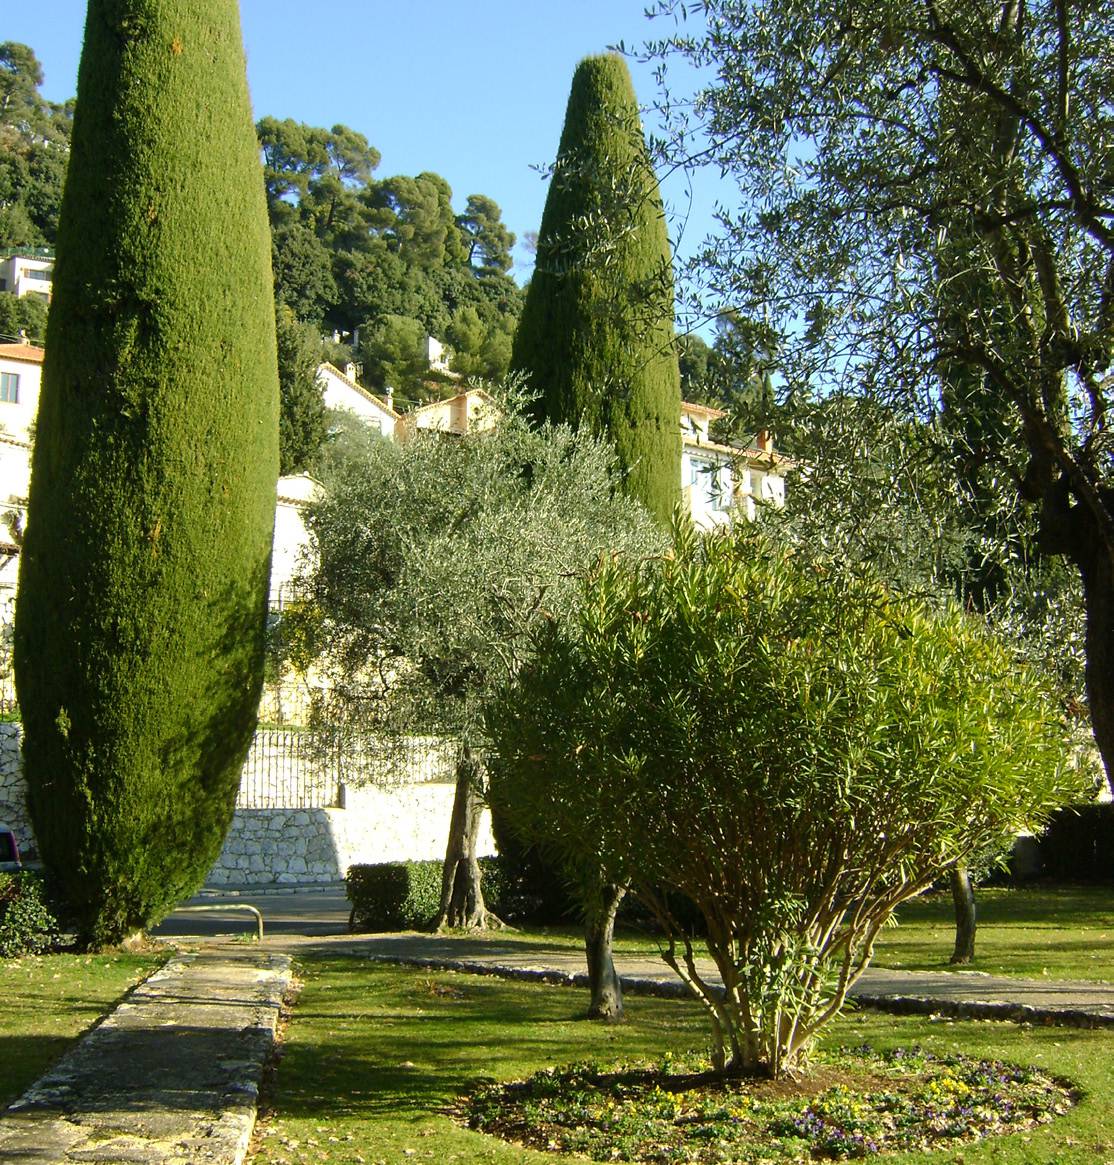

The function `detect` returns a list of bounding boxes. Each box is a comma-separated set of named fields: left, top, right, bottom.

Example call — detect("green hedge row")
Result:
left=346, top=856, right=578, bottom=932
left=345, top=857, right=706, bottom=934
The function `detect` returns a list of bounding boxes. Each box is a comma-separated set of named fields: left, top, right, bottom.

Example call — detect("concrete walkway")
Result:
left=288, top=931, right=1114, bottom=1029
left=4, top=927, right=1113, bottom=1165
left=0, top=947, right=291, bottom=1165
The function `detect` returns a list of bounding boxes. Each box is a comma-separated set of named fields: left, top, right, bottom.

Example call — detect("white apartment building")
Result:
left=0, top=249, right=54, bottom=304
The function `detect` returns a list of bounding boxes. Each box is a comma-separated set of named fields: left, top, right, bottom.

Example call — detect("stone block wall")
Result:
left=0, top=722, right=497, bottom=885
left=207, top=783, right=496, bottom=886
left=0, top=722, right=32, bottom=857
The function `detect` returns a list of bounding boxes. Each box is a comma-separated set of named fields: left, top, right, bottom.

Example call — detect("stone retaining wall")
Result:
left=208, top=782, right=496, bottom=886
left=0, top=723, right=496, bottom=884
left=0, top=723, right=31, bottom=855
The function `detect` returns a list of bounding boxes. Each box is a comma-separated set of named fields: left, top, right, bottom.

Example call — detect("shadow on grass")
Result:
left=0, top=1034, right=79, bottom=1109
left=0, top=953, right=168, bottom=1110
left=268, top=957, right=698, bottom=1122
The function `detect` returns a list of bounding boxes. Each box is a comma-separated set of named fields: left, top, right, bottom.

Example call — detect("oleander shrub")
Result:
left=490, top=522, right=1081, bottom=1077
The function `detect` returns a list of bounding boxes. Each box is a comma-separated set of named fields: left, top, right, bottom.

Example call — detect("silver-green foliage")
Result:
left=293, top=389, right=662, bottom=762
left=646, top=0, right=1114, bottom=784
left=489, top=523, right=1080, bottom=1077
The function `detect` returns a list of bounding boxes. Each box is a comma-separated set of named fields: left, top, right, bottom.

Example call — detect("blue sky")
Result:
left=6, top=0, right=719, bottom=284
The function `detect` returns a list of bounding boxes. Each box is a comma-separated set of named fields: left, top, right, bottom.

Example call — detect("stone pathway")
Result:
left=0, top=947, right=291, bottom=1165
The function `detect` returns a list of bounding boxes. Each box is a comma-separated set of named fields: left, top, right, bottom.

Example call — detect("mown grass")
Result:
left=249, top=958, right=1114, bottom=1165
left=494, top=884, right=1114, bottom=982
left=873, top=885, right=1114, bottom=981
left=0, top=951, right=164, bottom=1107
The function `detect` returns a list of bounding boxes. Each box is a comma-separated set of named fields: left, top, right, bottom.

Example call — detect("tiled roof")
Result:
left=680, top=399, right=726, bottom=419
left=405, top=387, right=499, bottom=417
left=0, top=343, right=45, bottom=364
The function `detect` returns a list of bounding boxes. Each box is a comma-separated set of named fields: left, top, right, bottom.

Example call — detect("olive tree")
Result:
left=290, top=391, right=660, bottom=935
left=489, top=523, right=1080, bottom=1078
left=643, top=0, right=1114, bottom=793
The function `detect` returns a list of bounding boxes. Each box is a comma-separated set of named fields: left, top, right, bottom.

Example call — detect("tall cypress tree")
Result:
left=512, top=54, right=681, bottom=523
left=13, top=0, right=279, bottom=946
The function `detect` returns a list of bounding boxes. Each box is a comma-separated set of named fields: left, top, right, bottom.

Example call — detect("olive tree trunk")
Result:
left=949, top=865, right=977, bottom=965
left=435, top=745, right=501, bottom=930
left=584, top=881, right=625, bottom=1020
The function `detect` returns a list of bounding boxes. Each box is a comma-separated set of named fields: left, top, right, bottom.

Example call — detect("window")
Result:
left=27, top=267, right=53, bottom=281
left=0, top=372, right=19, bottom=404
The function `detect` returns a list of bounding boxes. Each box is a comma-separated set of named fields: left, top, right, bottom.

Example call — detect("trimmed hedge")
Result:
left=344, top=857, right=707, bottom=933
left=347, top=861, right=443, bottom=932
left=347, top=857, right=569, bottom=932
left=0, top=871, right=60, bottom=957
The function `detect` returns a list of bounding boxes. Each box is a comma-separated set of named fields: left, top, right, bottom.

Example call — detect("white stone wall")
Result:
left=0, top=722, right=497, bottom=885
left=208, top=807, right=347, bottom=885
left=206, top=783, right=496, bottom=887
left=0, top=722, right=33, bottom=856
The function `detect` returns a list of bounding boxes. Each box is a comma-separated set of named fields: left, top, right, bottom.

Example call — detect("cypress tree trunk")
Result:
left=949, top=866, right=977, bottom=965
left=13, top=0, right=279, bottom=947
left=511, top=54, right=681, bottom=524
left=585, top=881, right=625, bottom=1020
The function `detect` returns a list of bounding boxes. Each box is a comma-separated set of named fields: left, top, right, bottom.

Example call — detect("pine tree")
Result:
left=511, top=54, right=680, bottom=523
left=12, top=0, right=279, bottom=946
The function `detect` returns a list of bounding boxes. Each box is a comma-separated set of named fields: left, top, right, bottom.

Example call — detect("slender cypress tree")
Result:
left=511, top=54, right=681, bottom=523
left=13, top=0, right=279, bottom=946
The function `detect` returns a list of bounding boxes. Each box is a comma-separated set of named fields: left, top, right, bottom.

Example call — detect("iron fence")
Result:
left=236, top=729, right=342, bottom=809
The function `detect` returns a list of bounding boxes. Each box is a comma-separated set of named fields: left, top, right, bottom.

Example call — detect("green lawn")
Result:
left=873, top=885, right=1114, bottom=981
left=249, top=957, right=1114, bottom=1165
left=487, top=884, right=1114, bottom=982
left=0, top=952, right=164, bottom=1107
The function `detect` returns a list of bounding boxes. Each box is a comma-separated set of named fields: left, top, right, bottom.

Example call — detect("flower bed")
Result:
left=465, top=1045, right=1077, bottom=1162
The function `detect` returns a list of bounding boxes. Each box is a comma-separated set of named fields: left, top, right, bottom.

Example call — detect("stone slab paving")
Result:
left=282, top=931, right=1114, bottom=1028
left=0, top=947, right=291, bottom=1165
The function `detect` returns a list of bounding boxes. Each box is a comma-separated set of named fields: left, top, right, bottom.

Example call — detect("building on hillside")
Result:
left=0, top=342, right=44, bottom=445
left=396, top=387, right=500, bottom=438
left=424, top=335, right=456, bottom=376
left=271, top=473, right=325, bottom=607
left=392, top=388, right=791, bottom=524
left=0, top=344, right=792, bottom=632
left=0, top=249, right=54, bottom=304
left=681, top=401, right=790, bottom=528
left=317, top=361, right=400, bottom=437
left=0, top=343, right=43, bottom=603
left=0, top=345, right=366, bottom=614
